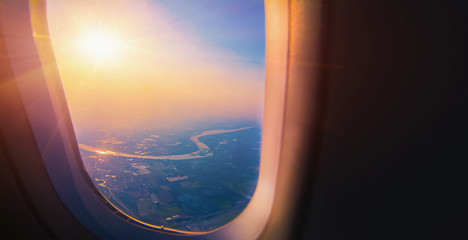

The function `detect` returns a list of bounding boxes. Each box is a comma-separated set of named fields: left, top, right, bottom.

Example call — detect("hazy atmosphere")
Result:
left=47, top=0, right=265, bottom=132
left=46, top=0, right=265, bottom=232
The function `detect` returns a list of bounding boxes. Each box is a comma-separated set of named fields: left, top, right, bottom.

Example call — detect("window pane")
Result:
left=47, top=0, right=264, bottom=232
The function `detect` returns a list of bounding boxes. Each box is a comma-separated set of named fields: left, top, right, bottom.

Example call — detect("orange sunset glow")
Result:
left=47, top=0, right=264, bottom=132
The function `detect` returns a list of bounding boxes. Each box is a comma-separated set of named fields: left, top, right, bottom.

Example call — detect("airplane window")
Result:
left=46, top=0, right=265, bottom=232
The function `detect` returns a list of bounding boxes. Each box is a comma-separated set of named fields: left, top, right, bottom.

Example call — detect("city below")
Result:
left=78, top=124, right=261, bottom=231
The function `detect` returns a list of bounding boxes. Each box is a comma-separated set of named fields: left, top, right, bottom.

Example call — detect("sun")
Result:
left=78, top=29, right=125, bottom=61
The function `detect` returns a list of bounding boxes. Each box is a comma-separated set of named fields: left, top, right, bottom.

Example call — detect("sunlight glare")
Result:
left=79, top=29, right=124, bottom=61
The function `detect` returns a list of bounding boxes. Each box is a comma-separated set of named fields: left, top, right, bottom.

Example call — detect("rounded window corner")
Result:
left=15, top=1, right=279, bottom=239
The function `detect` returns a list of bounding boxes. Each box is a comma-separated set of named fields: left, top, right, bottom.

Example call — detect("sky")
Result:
left=46, top=0, right=265, bottom=132
left=154, top=0, right=265, bottom=64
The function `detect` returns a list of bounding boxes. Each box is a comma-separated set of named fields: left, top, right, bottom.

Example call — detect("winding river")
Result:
left=79, top=126, right=253, bottom=160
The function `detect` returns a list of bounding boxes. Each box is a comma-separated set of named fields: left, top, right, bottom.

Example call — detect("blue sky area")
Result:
left=155, top=0, right=265, bottom=65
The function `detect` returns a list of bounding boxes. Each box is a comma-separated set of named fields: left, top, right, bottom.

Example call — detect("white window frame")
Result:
left=1, top=0, right=322, bottom=239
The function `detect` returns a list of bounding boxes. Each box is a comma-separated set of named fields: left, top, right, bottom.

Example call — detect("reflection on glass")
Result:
left=47, top=0, right=264, bottom=232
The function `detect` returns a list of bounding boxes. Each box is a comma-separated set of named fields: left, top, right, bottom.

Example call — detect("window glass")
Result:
left=47, top=0, right=264, bottom=232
